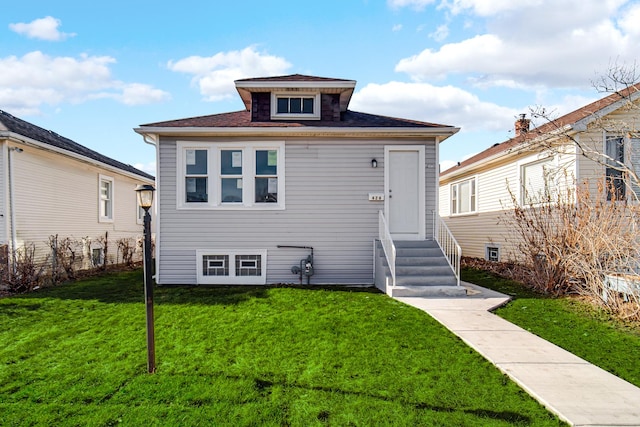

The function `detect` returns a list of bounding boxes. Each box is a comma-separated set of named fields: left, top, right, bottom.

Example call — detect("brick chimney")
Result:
left=515, top=113, right=530, bottom=137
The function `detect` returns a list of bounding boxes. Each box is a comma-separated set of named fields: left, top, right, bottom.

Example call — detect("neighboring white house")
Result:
left=439, top=85, right=640, bottom=262
left=135, top=74, right=462, bottom=293
left=0, top=110, right=155, bottom=273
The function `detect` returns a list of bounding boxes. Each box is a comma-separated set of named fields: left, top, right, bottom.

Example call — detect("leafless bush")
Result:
left=4, top=244, right=46, bottom=293
left=48, top=235, right=83, bottom=283
left=117, top=237, right=136, bottom=267
left=96, top=232, right=109, bottom=270
left=500, top=178, right=640, bottom=319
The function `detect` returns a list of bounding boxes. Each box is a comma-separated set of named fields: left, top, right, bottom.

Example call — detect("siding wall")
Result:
left=157, top=137, right=437, bottom=285
left=9, top=144, right=152, bottom=265
left=439, top=150, right=576, bottom=260
left=0, top=144, right=7, bottom=245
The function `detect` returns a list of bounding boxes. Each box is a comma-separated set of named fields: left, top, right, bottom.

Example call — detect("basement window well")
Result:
left=197, top=250, right=267, bottom=285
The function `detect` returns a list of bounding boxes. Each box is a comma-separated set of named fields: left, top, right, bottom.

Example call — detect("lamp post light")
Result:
left=135, top=184, right=156, bottom=373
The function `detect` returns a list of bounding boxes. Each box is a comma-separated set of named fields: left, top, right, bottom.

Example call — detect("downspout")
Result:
left=7, top=146, right=23, bottom=275
left=141, top=133, right=158, bottom=282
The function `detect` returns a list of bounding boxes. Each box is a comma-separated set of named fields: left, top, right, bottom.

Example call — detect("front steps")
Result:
left=375, top=240, right=466, bottom=297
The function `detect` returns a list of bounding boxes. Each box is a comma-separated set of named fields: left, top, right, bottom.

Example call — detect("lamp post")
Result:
left=135, top=184, right=156, bottom=373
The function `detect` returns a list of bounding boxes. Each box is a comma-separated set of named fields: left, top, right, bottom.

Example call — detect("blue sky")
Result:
left=2, top=0, right=639, bottom=175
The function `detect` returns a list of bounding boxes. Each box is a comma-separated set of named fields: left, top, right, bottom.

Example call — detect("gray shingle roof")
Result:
left=141, top=109, right=453, bottom=129
left=0, top=110, right=154, bottom=180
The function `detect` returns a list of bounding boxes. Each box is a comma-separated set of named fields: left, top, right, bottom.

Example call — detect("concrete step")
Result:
left=390, top=285, right=467, bottom=298
left=396, top=274, right=458, bottom=287
left=396, top=265, right=455, bottom=276
left=396, top=247, right=444, bottom=258
left=394, top=240, right=440, bottom=248
left=395, top=256, right=450, bottom=267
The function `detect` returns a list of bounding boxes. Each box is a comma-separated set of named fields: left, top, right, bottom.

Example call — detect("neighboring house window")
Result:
left=605, top=135, right=625, bottom=201
left=485, top=245, right=500, bottom=262
left=271, top=93, right=321, bottom=120
left=178, top=142, right=285, bottom=209
left=197, top=250, right=267, bottom=284
left=450, top=177, right=476, bottom=215
left=99, top=175, right=114, bottom=222
left=92, top=248, right=104, bottom=267
left=630, top=138, right=640, bottom=199
left=521, top=157, right=554, bottom=205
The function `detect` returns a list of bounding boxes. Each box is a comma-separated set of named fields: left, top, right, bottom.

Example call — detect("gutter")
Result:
left=133, top=126, right=460, bottom=141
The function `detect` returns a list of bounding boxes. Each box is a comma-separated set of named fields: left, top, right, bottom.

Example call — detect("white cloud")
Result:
left=0, top=51, right=169, bottom=113
left=618, top=2, right=640, bottom=37
left=438, top=0, right=544, bottom=16
left=395, top=0, right=638, bottom=89
left=392, top=24, right=403, bottom=32
left=387, top=0, right=436, bottom=10
left=167, top=46, right=291, bottom=101
left=117, top=83, right=171, bottom=106
left=429, top=24, right=449, bottom=41
left=9, top=16, right=75, bottom=41
left=350, top=81, right=520, bottom=132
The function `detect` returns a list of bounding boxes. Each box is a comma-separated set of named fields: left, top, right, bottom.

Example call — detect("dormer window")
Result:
left=271, top=93, right=320, bottom=120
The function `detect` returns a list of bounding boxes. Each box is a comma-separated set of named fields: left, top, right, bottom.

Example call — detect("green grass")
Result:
left=462, top=267, right=640, bottom=388
left=0, top=270, right=564, bottom=426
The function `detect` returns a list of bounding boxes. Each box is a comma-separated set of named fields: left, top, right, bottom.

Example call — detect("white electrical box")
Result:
left=368, top=193, right=385, bottom=201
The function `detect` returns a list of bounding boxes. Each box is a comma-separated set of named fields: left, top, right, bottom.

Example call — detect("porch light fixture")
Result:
left=371, top=158, right=378, bottom=168
left=135, top=184, right=156, bottom=373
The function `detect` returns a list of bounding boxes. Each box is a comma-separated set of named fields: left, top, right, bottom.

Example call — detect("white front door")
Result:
left=385, top=146, right=425, bottom=240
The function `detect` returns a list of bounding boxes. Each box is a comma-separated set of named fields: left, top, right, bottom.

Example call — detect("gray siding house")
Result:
left=136, top=74, right=462, bottom=294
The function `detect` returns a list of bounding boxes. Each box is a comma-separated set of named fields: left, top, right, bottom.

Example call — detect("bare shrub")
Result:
left=117, top=237, right=136, bottom=267
left=6, top=244, right=45, bottom=293
left=501, top=178, right=640, bottom=319
left=96, top=232, right=109, bottom=270
left=48, top=235, right=84, bottom=283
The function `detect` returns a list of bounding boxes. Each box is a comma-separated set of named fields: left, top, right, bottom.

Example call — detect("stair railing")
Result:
left=434, top=213, right=461, bottom=287
left=378, top=211, right=396, bottom=288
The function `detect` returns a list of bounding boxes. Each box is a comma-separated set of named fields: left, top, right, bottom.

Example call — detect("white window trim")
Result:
left=196, top=250, right=267, bottom=285
left=271, top=92, right=321, bottom=120
left=177, top=141, right=285, bottom=210
left=450, top=176, right=477, bottom=216
left=98, top=174, right=114, bottom=223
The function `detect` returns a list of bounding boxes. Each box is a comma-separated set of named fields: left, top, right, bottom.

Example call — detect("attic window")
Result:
left=271, top=93, right=320, bottom=120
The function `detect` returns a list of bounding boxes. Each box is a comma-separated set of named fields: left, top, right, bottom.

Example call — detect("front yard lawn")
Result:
left=462, top=267, right=640, bottom=388
left=0, top=270, right=564, bottom=426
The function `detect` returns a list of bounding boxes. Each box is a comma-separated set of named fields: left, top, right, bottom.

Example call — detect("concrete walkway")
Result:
left=396, top=282, right=640, bottom=427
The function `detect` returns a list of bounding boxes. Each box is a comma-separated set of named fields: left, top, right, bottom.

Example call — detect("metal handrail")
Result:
left=378, top=211, right=396, bottom=288
left=435, top=214, right=461, bottom=287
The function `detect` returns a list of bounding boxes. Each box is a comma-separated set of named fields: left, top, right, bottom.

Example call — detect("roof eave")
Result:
left=1, top=131, right=154, bottom=182
left=440, top=124, right=575, bottom=181
left=135, top=125, right=460, bottom=140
